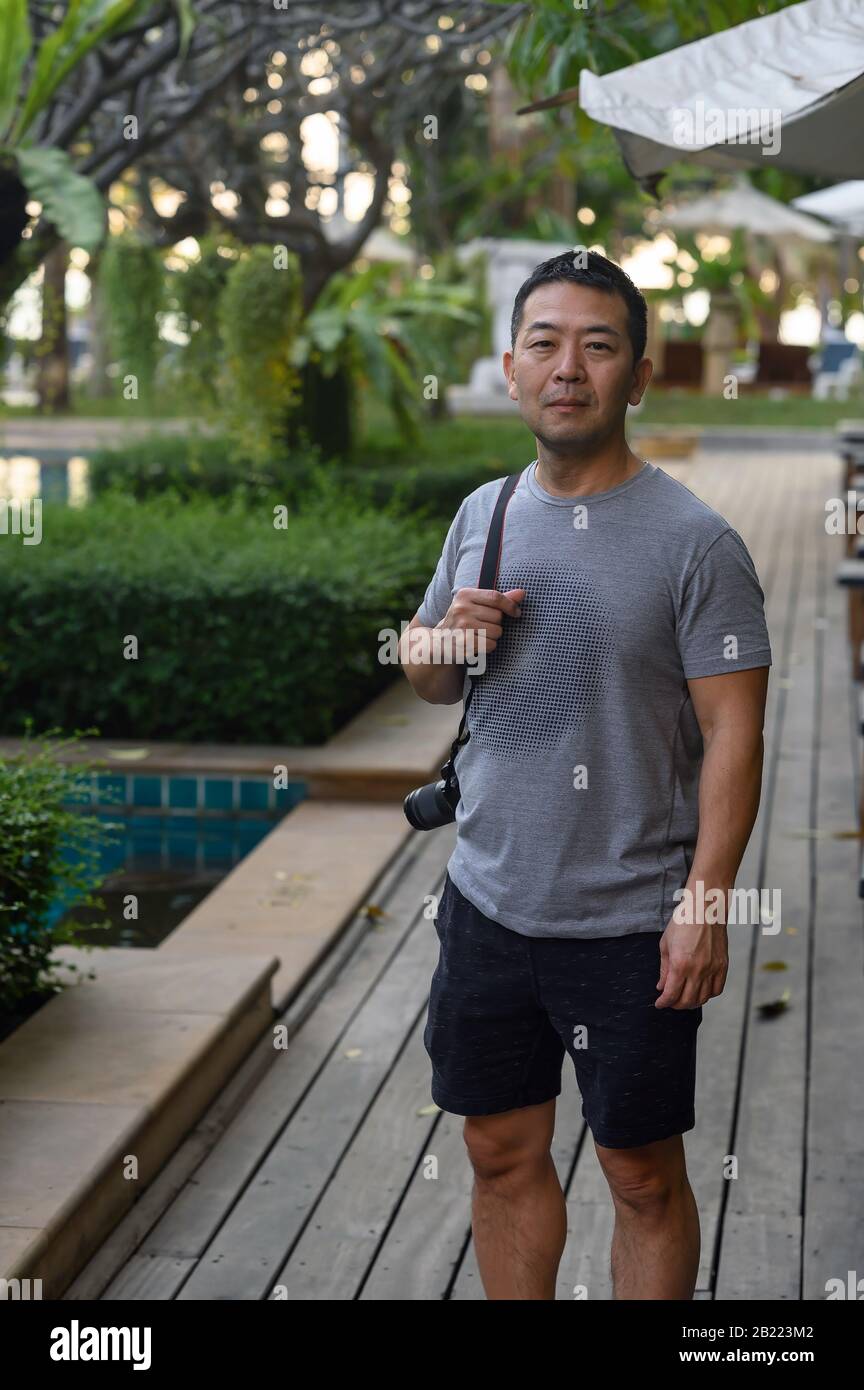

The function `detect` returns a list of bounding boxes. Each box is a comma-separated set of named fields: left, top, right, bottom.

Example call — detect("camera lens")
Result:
left=403, top=778, right=456, bottom=831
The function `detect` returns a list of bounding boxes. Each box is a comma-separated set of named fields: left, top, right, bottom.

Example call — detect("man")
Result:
left=398, top=250, right=771, bottom=1300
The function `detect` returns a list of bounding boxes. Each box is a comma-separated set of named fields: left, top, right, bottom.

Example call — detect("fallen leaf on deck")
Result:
left=758, top=989, right=791, bottom=1019
left=417, top=1103, right=441, bottom=1116
left=362, top=904, right=386, bottom=921
left=344, top=1048, right=363, bottom=1059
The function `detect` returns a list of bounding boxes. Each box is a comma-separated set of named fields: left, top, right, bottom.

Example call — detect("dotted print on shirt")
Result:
left=468, top=559, right=617, bottom=756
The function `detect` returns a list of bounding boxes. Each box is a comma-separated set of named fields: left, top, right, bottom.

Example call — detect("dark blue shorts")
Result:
left=424, top=872, right=703, bottom=1148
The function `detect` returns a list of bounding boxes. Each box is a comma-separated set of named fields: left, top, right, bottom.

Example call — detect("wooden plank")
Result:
left=802, top=517, right=864, bottom=1300
left=269, top=1018, right=445, bottom=1300
left=174, top=836, right=456, bottom=1299
left=715, top=457, right=829, bottom=1298
left=674, top=451, right=791, bottom=1293
left=686, top=451, right=799, bottom=1293
left=719, top=1215, right=803, bottom=1300
left=95, top=824, right=456, bottom=1299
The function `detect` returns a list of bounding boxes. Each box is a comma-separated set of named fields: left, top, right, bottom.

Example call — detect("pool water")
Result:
left=50, top=772, right=308, bottom=948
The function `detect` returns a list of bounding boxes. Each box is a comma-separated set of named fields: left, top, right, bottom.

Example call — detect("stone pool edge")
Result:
left=0, top=680, right=456, bottom=1297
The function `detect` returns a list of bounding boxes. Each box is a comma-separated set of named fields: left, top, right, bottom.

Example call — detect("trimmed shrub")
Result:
left=87, top=432, right=505, bottom=520
left=0, top=478, right=444, bottom=744
left=0, top=726, right=116, bottom=1014
left=87, top=434, right=321, bottom=503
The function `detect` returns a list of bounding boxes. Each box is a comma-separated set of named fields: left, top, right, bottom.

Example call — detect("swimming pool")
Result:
left=52, top=771, right=308, bottom=947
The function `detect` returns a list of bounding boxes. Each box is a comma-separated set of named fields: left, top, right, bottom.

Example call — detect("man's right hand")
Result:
left=436, top=587, right=525, bottom=656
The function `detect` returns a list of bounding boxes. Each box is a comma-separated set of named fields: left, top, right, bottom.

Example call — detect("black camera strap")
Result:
left=443, top=469, right=524, bottom=771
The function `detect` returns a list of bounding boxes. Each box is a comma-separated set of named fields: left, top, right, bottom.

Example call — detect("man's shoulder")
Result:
left=644, top=463, right=735, bottom=548
left=454, top=469, right=528, bottom=524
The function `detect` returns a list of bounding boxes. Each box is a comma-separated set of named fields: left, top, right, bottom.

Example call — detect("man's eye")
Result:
left=587, top=341, right=611, bottom=350
left=531, top=340, right=552, bottom=348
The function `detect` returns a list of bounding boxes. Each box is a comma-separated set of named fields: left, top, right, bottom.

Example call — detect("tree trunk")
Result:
left=37, top=241, right=70, bottom=413
left=284, top=358, right=354, bottom=461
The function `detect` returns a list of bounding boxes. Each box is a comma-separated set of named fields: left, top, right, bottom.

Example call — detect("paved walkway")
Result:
left=65, top=449, right=864, bottom=1301
left=0, top=417, right=211, bottom=462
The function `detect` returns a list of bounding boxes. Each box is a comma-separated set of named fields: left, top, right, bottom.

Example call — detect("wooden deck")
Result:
left=65, top=449, right=864, bottom=1302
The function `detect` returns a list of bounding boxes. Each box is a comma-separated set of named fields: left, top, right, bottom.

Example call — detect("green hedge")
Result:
left=86, top=434, right=314, bottom=502
left=1, top=728, right=115, bottom=1013
left=87, top=432, right=505, bottom=521
left=0, top=481, right=444, bottom=744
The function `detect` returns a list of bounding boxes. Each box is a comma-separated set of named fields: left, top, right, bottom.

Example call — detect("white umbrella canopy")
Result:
left=663, top=176, right=835, bottom=243
left=792, top=180, right=864, bottom=233
left=575, top=0, right=864, bottom=190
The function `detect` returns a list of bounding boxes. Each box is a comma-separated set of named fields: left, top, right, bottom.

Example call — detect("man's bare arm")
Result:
left=655, top=665, right=769, bottom=1010
left=685, top=665, right=769, bottom=891
left=398, top=613, right=465, bottom=705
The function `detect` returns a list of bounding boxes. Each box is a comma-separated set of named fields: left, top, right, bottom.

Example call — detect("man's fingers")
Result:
left=456, top=604, right=510, bottom=627
left=657, top=970, right=719, bottom=1009
left=469, top=588, right=525, bottom=617
left=654, top=968, right=685, bottom=1008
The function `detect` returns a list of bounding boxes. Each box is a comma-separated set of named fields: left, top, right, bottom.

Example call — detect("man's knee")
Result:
left=594, top=1134, right=688, bottom=1210
left=463, top=1099, right=556, bottom=1181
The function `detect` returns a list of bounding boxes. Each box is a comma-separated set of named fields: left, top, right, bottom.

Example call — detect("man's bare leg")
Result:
left=463, top=1099, right=565, bottom=1300
left=595, top=1133, right=700, bottom=1299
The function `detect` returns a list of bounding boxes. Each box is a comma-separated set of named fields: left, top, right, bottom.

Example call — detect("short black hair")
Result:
left=510, top=249, right=647, bottom=365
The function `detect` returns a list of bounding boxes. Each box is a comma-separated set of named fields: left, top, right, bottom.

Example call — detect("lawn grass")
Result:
left=354, top=389, right=860, bottom=476
left=629, top=392, right=860, bottom=429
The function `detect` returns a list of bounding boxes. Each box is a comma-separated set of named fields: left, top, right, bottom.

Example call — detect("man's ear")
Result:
left=629, top=356, right=653, bottom=406
left=503, top=350, right=518, bottom=401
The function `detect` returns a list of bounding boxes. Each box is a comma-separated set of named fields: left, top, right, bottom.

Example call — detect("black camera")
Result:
left=403, top=760, right=461, bottom=831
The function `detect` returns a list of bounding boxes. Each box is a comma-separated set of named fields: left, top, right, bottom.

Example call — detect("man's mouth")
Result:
left=546, top=398, right=591, bottom=411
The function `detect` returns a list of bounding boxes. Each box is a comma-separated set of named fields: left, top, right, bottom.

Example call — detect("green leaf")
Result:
left=0, top=0, right=30, bottom=143
left=288, top=333, right=311, bottom=368
left=307, top=307, right=347, bottom=354
left=11, top=0, right=146, bottom=144
left=349, top=317, right=393, bottom=398
left=15, top=146, right=105, bottom=251
left=758, top=989, right=791, bottom=1019
left=173, top=0, right=196, bottom=62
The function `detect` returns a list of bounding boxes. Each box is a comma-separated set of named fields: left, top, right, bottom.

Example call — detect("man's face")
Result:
left=503, top=281, right=652, bottom=454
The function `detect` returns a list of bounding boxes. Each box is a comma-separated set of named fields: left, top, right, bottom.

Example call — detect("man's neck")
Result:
left=534, top=441, right=644, bottom=498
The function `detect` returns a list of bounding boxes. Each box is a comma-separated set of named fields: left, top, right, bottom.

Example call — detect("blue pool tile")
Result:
left=130, top=832, right=162, bottom=861
left=239, top=779, right=269, bottom=810
left=168, top=777, right=197, bottom=809
left=132, top=776, right=162, bottom=807
left=274, top=783, right=305, bottom=810
left=238, top=821, right=274, bottom=854
left=202, top=834, right=234, bottom=866
left=167, top=834, right=197, bottom=865
left=204, top=779, right=234, bottom=811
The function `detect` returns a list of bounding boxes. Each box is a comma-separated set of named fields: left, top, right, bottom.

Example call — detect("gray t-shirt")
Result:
left=415, top=459, right=772, bottom=939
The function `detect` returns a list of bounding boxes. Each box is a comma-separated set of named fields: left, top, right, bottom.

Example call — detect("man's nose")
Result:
left=553, top=347, right=587, bottom=379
